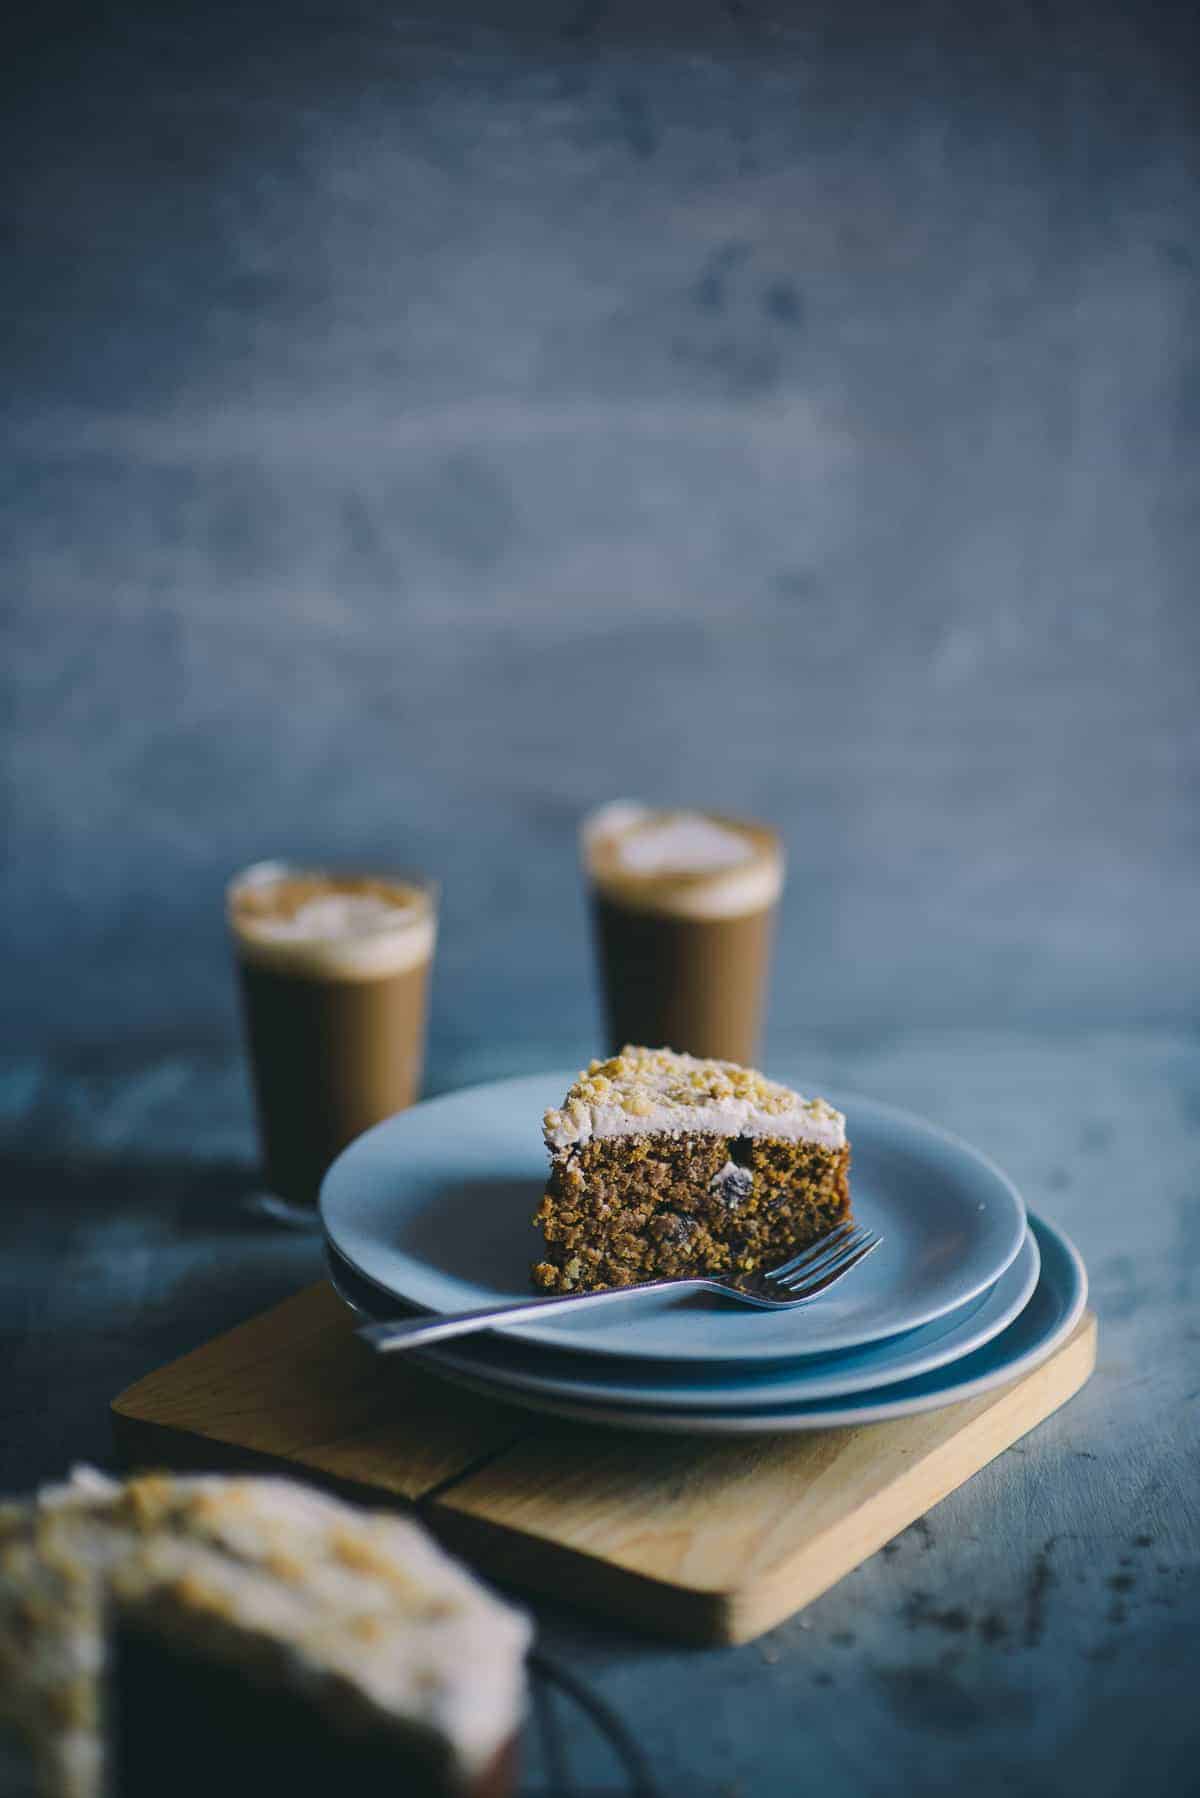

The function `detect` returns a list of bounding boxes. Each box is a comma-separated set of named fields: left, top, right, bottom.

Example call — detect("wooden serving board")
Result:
left=112, top=1286, right=1096, bottom=1646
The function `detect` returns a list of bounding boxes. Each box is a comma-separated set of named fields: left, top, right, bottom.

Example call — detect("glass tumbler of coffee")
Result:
left=582, top=803, right=784, bottom=1067
left=227, top=862, right=437, bottom=1217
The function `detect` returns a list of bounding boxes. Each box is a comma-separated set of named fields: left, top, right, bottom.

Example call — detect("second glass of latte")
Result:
left=581, top=802, right=784, bottom=1066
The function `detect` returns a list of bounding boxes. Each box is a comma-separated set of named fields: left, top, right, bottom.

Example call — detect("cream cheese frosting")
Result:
left=543, top=1046, right=845, bottom=1154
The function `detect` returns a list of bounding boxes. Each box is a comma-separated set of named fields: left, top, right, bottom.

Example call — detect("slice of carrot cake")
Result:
left=532, top=1045, right=850, bottom=1293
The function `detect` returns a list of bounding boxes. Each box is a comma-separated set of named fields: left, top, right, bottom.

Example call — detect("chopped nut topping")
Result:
left=169, top=1569, right=233, bottom=1617
left=121, top=1475, right=176, bottom=1530
left=262, top=1549, right=307, bottom=1585
left=542, top=1046, right=845, bottom=1151
left=349, top=1612, right=386, bottom=1642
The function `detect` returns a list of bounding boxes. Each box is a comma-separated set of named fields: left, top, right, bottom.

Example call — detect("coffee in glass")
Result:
left=228, top=863, right=437, bottom=1210
left=582, top=803, right=784, bottom=1066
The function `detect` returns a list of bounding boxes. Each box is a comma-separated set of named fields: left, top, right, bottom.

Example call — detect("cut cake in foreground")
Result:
left=533, top=1045, right=851, bottom=1293
left=0, top=1467, right=529, bottom=1798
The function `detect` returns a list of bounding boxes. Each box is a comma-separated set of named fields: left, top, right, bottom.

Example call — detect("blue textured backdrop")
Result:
left=4, top=0, right=1198, bottom=1066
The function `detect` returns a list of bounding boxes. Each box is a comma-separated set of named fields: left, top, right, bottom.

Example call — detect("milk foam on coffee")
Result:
left=583, top=803, right=783, bottom=919
left=229, top=865, right=436, bottom=979
left=616, top=814, right=753, bottom=876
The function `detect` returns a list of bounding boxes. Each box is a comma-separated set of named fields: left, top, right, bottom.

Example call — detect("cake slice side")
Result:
left=532, top=1047, right=851, bottom=1294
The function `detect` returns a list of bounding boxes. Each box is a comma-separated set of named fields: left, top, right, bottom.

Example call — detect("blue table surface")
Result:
left=3, top=1027, right=1196, bottom=1796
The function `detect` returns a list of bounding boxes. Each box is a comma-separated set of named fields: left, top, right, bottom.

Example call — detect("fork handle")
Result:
left=356, top=1278, right=681, bottom=1353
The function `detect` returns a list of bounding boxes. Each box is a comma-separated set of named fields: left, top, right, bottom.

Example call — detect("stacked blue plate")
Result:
left=321, top=1075, right=1088, bottom=1436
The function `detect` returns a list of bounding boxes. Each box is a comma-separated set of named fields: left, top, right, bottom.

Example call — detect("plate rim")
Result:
left=321, top=1070, right=1028, bottom=1365
left=417, top=1215, right=1087, bottom=1435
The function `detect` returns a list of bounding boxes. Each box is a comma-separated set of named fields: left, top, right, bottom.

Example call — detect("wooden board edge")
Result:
left=425, top=1502, right=733, bottom=1643
left=721, top=1310, right=1098, bottom=1643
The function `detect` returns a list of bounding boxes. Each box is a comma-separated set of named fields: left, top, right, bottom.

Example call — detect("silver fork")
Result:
left=356, top=1221, right=882, bottom=1353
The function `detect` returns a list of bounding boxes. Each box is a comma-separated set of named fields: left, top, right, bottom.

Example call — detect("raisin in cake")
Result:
left=0, top=1468, right=529, bottom=1798
left=533, top=1045, right=850, bottom=1293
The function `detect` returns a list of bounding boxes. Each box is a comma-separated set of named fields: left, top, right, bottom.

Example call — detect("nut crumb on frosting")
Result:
left=542, top=1045, right=845, bottom=1153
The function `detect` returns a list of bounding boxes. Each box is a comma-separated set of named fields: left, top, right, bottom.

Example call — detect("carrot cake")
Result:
left=532, top=1045, right=850, bottom=1293
left=0, top=1467, right=529, bottom=1798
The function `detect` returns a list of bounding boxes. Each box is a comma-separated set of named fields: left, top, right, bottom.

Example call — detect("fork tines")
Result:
left=769, top=1223, right=882, bottom=1296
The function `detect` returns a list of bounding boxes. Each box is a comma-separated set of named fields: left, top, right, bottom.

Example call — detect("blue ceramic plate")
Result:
left=408, top=1216, right=1087, bottom=1435
left=328, top=1222, right=1040, bottom=1409
left=321, top=1072, right=1027, bottom=1365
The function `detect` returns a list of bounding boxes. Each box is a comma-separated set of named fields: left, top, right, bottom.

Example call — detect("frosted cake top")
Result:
left=543, top=1045, right=845, bottom=1152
